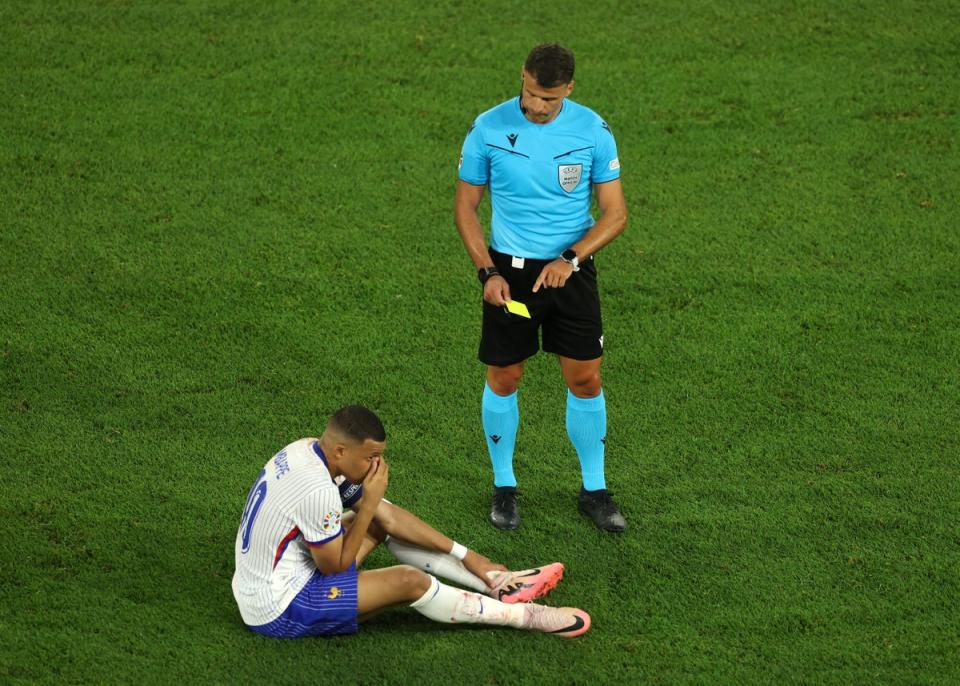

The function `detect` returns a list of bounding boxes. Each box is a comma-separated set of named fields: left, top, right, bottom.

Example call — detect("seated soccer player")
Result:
left=232, top=405, right=590, bottom=638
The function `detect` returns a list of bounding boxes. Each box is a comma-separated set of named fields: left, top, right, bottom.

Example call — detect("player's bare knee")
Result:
left=396, top=565, right=431, bottom=597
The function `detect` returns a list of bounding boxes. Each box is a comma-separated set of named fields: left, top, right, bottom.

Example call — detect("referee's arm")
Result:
left=454, top=180, right=494, bottom=270
left=455, top=180, right=511, bottom=306
left=570, top=179, right=628, bottom=258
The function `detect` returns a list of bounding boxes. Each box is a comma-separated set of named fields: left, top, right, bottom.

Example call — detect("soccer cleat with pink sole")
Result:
left=488, top=562, right=565, bottom=604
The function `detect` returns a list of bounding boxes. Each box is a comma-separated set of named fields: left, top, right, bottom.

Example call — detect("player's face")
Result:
left=519, top=68, right=574, bottom=124
left=340, top=438, right=386, bottom=483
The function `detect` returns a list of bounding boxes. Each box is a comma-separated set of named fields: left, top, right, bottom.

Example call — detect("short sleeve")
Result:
left=591, top=121, right=621, bottom=183
left=458, top=122, right=489, bottom=186
left=297, top=485, right=344, bottom=547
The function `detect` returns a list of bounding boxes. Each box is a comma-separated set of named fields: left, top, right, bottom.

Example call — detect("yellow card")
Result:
left=504, top=300, right=531, bottom=319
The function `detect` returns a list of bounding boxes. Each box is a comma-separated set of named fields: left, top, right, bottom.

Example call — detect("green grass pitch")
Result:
left=2, top=1, right=959, bottom=684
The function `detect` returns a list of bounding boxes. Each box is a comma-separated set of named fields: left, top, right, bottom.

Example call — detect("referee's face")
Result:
left=520, top=68, right=574, bottom=124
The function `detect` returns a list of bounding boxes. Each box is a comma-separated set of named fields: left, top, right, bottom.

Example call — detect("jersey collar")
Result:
left=312, top=440, right=328, bottom=467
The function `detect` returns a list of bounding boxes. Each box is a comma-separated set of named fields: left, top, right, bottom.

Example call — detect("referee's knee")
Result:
left=486, top=365, right=523, bottom=395
left=567, top=374, right=602, bottom=398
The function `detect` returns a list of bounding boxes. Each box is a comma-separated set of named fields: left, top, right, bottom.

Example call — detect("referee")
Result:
left=454, top=43, right=628, bottom=533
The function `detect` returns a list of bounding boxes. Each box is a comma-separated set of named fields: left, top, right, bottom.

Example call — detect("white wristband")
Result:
left=450, top=542, right=468, bottom=560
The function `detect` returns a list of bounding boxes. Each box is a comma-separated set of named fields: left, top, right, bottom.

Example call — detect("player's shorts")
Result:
left=248, top=564, right=359, bottom=638
left=479, top=248, right=603, bottom=366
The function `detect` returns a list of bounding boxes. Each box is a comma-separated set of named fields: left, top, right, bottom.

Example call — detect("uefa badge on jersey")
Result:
left=558, top=163, right=583, bottom=193
left=321, top=509, right=342, bottom=534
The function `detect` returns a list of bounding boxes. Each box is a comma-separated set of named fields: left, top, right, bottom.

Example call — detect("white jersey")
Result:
left=232, top=438, right=354, bottom=626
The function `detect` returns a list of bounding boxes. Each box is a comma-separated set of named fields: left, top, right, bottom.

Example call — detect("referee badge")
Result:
left=558, top=163, right=582, bottom=193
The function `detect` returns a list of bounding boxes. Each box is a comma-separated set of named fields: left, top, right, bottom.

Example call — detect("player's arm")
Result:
left=308, top=458, right=389, bottom=575
left=371, top=499, right=506, bottom=587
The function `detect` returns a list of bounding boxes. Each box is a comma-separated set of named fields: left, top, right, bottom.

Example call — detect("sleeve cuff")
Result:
left=305, top=528, right=343, bottom=547
left=592, top=173, right=621, bottom=184
left=457, top=174, right=487, bottom=186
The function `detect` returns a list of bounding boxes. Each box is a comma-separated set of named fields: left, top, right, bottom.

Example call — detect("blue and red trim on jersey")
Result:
left=274, top=526, right=343, bottom=569
left=305, top=528, right=343, bottom=547
left=273, top=526, right=301, bottom=569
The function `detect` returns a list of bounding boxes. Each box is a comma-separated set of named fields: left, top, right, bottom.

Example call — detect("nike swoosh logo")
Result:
left=514, top=568, right=541, bottom=578
left=549, top=615, right=585, bottom=634
left=500, top=582, right=534, bottom=598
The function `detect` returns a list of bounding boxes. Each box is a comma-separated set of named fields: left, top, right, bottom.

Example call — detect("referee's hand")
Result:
left=483, top=275, right=511, bottom=306
left=532, top=260, right=575, bottom=292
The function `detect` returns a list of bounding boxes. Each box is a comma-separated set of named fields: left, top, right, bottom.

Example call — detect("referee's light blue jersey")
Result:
left=458, top=97, right=621, bottom=260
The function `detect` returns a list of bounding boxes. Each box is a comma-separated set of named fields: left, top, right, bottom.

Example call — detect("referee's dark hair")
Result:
left=329, top=405, right=386, bottom=443
left=524, top=43, right=575, bottom=87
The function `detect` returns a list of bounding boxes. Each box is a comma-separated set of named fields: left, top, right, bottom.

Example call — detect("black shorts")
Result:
left=479, top=248, right=604, bottom=366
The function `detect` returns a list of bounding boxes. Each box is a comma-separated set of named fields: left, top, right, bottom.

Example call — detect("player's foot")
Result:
left=488, top=562, right=564, bottom=604
left=578, top=488, right=627, bottom=533
left=490, top=486, right=520, bottom=530
left=522, top=604, right=591, bottom=637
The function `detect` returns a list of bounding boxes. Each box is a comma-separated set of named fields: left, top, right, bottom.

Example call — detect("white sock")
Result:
left=385, top=536, right=488, bottom=593
left=410, top=575, right=526, bottom=628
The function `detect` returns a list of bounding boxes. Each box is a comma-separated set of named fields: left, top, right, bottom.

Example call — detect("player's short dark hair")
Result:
left=329, top=405, right=386, bottom=443
left=524, top=43, right=575, bottom=87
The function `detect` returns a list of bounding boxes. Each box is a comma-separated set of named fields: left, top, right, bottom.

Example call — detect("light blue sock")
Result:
left=566, top=389, right=607, bottom=491
left=482, top=384, right=519, bottom=488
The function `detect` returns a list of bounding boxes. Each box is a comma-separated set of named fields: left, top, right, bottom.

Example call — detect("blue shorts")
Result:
left=249, top=564, right=359, bottom=638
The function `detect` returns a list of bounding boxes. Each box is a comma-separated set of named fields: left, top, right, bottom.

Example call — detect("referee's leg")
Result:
left=484, top=362, right=524, bottom=530
left=487, top=363, right=524, bottom=395
left=559, top=355, right=626, bottom=533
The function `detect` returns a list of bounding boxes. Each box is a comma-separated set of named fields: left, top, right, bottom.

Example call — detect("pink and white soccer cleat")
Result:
left=488, top=562, right=565, bottom=604
left=522, top=604, right=591, bottom=638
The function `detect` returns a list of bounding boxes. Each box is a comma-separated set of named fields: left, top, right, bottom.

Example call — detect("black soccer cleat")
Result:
left=577, top=488, right=627, bottom=533
left=490, top=486, right=521, bottom=530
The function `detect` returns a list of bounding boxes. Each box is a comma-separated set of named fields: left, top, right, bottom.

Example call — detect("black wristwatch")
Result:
left=478, top=266, right=500, bottom=285
left=560, top=248, right=580, bottom=272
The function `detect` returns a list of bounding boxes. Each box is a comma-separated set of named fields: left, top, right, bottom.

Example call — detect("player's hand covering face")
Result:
left=362, top=456, right=389, bottom=505
left=340, top=438, right=386, bottom=483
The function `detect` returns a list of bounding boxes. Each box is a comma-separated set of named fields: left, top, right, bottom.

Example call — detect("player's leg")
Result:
left=385, top=536, right=489, bottom=592
left=357, top=566, right=431, bottom=621
left=359, top=566, right=590, bottom=637
left=384, top=535, right=564, bottom=603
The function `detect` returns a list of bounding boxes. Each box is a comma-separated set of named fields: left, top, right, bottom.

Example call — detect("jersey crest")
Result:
left=558, top=163, right=583, bottom=193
